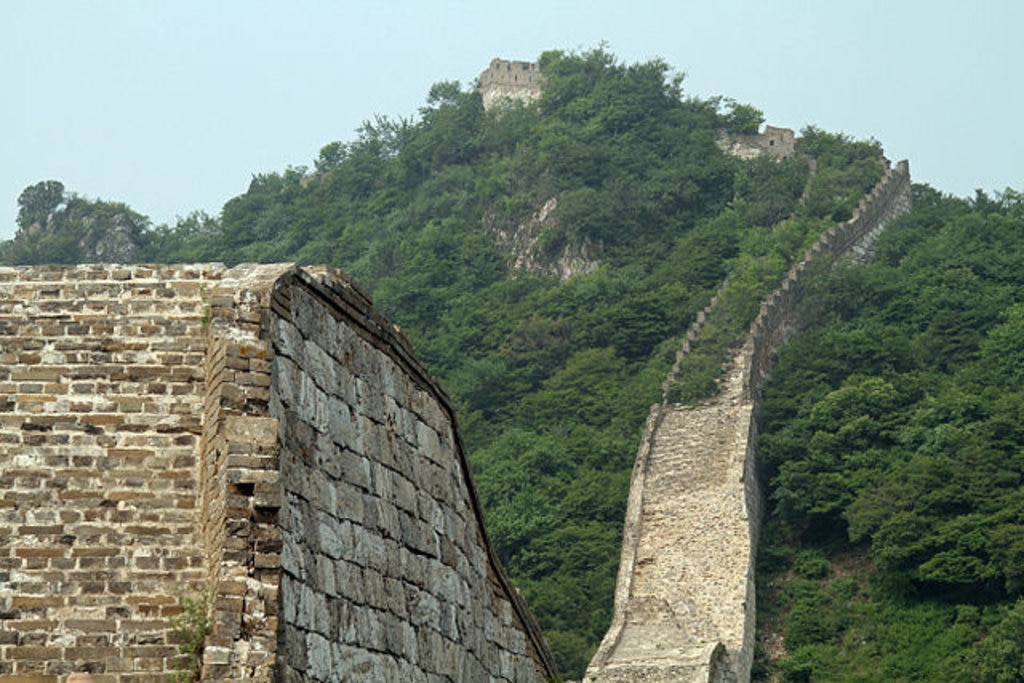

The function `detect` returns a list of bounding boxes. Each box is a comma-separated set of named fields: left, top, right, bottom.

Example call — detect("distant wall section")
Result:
left=718, top=125, right=797, bottom=160
left=745, top=159, right=912, bottom=394
left=586, top=159, right=911, bottom=683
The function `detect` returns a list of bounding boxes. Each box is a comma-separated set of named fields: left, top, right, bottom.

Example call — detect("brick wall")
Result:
left=0, top=264, right=220, bottom=680
left=0, top=262, right=555, bottom=682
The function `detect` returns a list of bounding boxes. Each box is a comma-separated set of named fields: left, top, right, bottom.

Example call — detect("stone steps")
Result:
left=586, top=362, right=752, bottom=681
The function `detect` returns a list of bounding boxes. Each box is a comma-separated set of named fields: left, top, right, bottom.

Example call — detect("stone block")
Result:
left=305, top=630, right=332, bottom=680
left=332, top=480, right=365, bottom=522
left=392, top=471, right=417, bottom=515
left=203, top=645, right=232, bottom=665
left=334, top=448, right=370, bottom=492
left=316, top=512, right=351, bottom=561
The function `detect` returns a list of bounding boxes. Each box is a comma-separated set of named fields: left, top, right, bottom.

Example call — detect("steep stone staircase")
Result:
left=585, top=159, right=912, bottom=683
left=585, top=360, right=756, bottom=682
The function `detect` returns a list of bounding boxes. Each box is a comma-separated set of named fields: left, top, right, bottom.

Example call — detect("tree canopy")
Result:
left=757, top=187, right=1024, bottom=681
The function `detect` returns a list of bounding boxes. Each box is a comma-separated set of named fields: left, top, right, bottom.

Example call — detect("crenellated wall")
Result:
left=586, top=159, right=911, bottom=683
left=745, top=160, right=912, bottom=396
left=0, top=263, right=556, bottom=681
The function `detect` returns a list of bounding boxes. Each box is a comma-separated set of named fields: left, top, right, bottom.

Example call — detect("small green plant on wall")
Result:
left=169, top=587, right=212, bottom=683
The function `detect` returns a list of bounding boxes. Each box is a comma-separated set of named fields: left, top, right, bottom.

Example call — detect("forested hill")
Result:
left=755, top=186, right=1024, bottom=681
left=4, top=48, right=1022, bottom=681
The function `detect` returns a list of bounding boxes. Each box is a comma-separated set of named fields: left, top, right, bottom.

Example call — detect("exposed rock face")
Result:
left=6, top=205, right=144, bottom=264
left=486, top=197, right=601, bottom=281
left=0, top=263, right=556, bottom=681
left=77, top=213, right=142, bottom=263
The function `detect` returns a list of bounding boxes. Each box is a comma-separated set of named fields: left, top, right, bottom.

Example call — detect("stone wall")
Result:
left=0, top=263, right=555, bottom=681
left=586, top=159, right=911, bottom=683
left=268, top=267, right=556, bottom=681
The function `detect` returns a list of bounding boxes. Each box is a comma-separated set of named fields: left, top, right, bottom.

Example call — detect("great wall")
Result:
left=0, top=160, right=912, bottom=683
left=584, top=159, right=912, bottom=682
left=1, top=56, right=914, bottom=681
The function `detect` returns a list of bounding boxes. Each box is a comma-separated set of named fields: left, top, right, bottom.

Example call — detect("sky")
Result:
left=2, top=1, right=1022, bottom=242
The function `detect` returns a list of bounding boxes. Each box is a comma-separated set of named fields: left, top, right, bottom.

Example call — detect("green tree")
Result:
left=16, top=179, right=66, bottom=229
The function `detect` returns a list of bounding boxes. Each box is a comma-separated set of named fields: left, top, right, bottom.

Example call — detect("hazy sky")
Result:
left=3, top=1, right=1022, bottom=241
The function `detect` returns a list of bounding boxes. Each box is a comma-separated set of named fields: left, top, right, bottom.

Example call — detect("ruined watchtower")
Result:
left=477, top=59, right=544, bottom=111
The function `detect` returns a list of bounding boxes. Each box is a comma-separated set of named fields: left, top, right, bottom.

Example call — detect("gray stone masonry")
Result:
left=270, top=267, right=556, bottom=682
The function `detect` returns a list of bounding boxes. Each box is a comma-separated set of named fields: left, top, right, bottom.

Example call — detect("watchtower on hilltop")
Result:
left=478, top=58, right=544, bottom=111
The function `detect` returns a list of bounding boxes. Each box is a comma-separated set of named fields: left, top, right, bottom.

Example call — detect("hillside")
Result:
left=755, top=186, right=1024, bottom=681
left=4, top=48, right=1019, bottom=680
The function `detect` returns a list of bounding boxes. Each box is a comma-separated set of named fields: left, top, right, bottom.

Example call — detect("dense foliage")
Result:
left=757, top=186, right=1024, bottom=681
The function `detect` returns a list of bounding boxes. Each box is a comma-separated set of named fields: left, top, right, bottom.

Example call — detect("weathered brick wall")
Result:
left=268, top=267, right=556, bottom=681
left=1, top=262, right=555, bottom=681
left=0, top=264, right=220, bottom=680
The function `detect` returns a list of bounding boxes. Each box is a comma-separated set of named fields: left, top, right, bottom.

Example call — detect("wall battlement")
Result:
left=0, top=263, right=556, bottom=681
left=585, top=160, right=911, bottom=683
